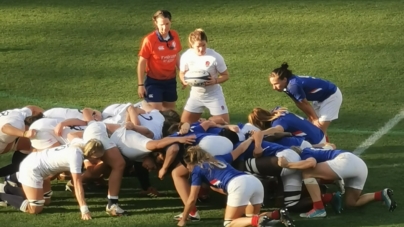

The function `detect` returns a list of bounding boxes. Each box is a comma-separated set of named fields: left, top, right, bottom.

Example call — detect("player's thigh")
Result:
left=318, top=89, right=342, bottom=122
left=101, top=146, right=125, bottom=169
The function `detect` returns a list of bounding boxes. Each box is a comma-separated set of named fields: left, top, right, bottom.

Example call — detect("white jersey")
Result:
left=180, top=48, right=227, bottom=94
left=22, top=144, right=84, bottom=178
left=110, top=126, right=152, bottom=161
left=43, top=108, right=84, bottom=121
left=0, top=107, right=32, bottom=153
left=29, top=118, right=87, bottom=148
left=101, top=102, right=143, bottom=120
left=102, top=104, right=164, bottom=140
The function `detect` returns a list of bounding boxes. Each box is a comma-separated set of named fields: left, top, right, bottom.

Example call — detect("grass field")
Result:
left=1, top=0, right=404, bottom=226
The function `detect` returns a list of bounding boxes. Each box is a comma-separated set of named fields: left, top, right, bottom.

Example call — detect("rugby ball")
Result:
left=184, top=70, right=210, bottom=87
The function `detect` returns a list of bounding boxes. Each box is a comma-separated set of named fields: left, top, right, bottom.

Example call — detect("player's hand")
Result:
left=23, top=129, right=37, bottom=139
left=179, top=123, right=190, bottom=135
left=179, top=135, right=196, bottom=144
left=54, top=123, right=64, bottom=136
left=177, top=219, right=186, bottom=226
left=81, top=212, right=92, bottom=220
left=204, top=76, right=216, bottom=86
left=278, top=157, right=289, bottom=168
left=181, top=81, right=188, bottom=90
left=158, top=168, right=167, bottom=180
left=138, top=86, right=146, bottom=98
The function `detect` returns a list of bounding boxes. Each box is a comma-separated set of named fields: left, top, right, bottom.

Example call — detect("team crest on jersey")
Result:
left=205, top=61, right=210, bottom=67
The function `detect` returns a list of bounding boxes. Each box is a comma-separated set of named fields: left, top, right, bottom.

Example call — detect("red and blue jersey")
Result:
left=300, top=148, right=347, bottom=163
left=271, top=111, right=324, bottom=144
left=284, top=75, right=337, bottom=102
left=190, top=154, right=246, bottom=193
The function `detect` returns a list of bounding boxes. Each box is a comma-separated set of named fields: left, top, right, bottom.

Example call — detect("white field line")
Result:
left=353, top=109, right=404, bottom=156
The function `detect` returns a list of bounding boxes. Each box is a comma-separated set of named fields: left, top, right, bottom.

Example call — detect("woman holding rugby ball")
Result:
left=179, top=29, right=230, bottom=124
left=269, top=63, right=343, bottom=138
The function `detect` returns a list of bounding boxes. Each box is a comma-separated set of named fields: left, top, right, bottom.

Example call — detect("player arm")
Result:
left=137, top=56, right=147, bottom=85
left=230, top=137, right=254, bottom=160
left=180, top=184, right=200, bottom=223
left=216, top=54, right=229, bottom=84
left=146, top=136, right=194, bottom=151
left=262, top=125, right=285, bottom=136
left=82, top=108, right=98, bottom=122
left=283, top=157, right=317, bottom=170
left=294, top=99, right=319, bottom=122
left=70, top=155, right=90, bottom=215
left=126, top=124, right=154, bottom=139
left=159, top=143, right=179, bottom=174
left=1, top=124, right=26, bottom=137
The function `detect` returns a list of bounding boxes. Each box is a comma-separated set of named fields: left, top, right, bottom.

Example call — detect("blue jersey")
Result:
left=284, top=75, right=337, bottom=102
left=300, top=148, right=346, bottom=163
left=275, top=136, right=305, bottom=147
left=236, top=141, right=287, bottom=160
left=271, top=112, right=324, bottom=144
left=169, top=130, right=217, bottom=145
left=190, top=122, right=223, bottom=135
left=190, top=154, right=245, bottom=193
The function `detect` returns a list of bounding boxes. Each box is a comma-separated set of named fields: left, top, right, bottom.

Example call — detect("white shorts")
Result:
left=184, top=89, right=229, bottom=116
left=30, top=130, right=69, bottom=150
left=110, top=127, right=152, bottom=161
left=276, top=149, right=303, bottom=192
left=326, top=152, right=368, bottom=190
left=198, top=135, right=233, bottom=156
left=313, top=88, right=343, bottom=122
left=18, top=155, right=43, bottom=189
left=83, top=122, right=116, bottom=150
left=226, top=175, right=264, bottom=207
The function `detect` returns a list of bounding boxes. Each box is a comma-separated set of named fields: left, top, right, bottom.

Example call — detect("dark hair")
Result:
left=167, top=122, right=181, bottom=136
left=270, top=62, right=293, bottom=80
left=153, top=10, right=172, bottom=22
left=24, top=113, right=44, bottom=126
left=160, top=109, right=180, bottom=123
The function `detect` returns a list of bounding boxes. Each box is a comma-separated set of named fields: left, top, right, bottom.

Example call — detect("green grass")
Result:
left=0, top=0, right=404, bottom=226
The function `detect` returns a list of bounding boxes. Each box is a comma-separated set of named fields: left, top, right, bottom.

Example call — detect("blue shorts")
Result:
left=144, top=76, right=178, bottom=103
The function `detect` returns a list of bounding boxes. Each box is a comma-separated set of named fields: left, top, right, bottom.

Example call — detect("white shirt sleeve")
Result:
left=69, top=147, right=84, bottom=174
left=214, top=52, right=227, bottom=73
left=19, top=107, right=33, bottom=118
left=179, top=51, right=189, bottom=72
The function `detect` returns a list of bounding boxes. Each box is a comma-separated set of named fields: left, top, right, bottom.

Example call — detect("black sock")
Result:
left=0, top=193, right=25, bottom=210
left=108, top=197, right=119, bottom=208
left=4, top=184, right=25, bottom=197
left=133, top=161, right=150, bottom=191
left=0, top=151, right=28, bottom=177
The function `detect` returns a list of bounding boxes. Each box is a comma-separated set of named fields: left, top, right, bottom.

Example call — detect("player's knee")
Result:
left=23, top=199, right=45, bottom=214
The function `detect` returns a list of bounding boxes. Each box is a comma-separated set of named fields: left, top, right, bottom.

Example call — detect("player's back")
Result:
left=300, top=148, right=346, bottom=163
left=288, top=76, right=337, bottom=102
left=44, top=108, right=84, bottom=121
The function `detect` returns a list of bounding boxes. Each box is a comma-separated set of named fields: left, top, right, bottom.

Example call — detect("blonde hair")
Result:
left=79, top=139, right=105, bottom=158
left=188, top=28, right=208, bottom=48
left=184, top=146, right=224, bottom=169
left=247, top=107, right=289, bottom=130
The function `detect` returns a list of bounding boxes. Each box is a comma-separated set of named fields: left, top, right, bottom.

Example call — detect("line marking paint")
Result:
left=353, top=109, right=404, bottom=156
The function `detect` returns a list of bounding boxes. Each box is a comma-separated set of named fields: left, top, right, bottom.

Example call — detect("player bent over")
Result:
left=177, top=139, right=295, bottom=227
left=278, top=147, right=397, bottom=218
left=0, top=140, right=105, bottom=220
